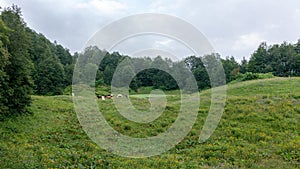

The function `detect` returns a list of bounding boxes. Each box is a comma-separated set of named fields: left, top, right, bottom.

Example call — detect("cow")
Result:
left=116, top=94, right=128, bottom=98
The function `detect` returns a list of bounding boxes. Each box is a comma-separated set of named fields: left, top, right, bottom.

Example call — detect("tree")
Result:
left=151, top=56, right=172, bottom=89
left=202, top=53, right=225, bottom=87
left=103, top=65, right=114, bottom=85
left=27, top=30, right=51, bottom=64
left=0, top=18, right=10, bottom=116
left=221, top=56, right=239, bottom=82
left=248, top=42, right=269, bottom=73
left=35, top=56, right=65, bottom=95
left=26, top=28, right=75, bottom=92
left=240, top=57, right=248, bottom=74
left=266, top=44, right=280, bottom=75
left=184, top=55, right=203, bottom=71
left=184, top=55, right=211, bottom=89
left=51, top=43, right=73, bottom=65
left=192, top=65, right=210, bottom=90
left=111, top=58, right=136, bottom=88
left=279, top=42, right=297, bottom=76
left=293, top=40, right=300, bottom=76
left=51, top=43, right=74, bottom=86
left=1, top=5, right=33, bottom=116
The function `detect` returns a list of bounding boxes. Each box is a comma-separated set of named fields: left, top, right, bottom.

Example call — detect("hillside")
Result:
left=0, top=78, right=299, bottom=168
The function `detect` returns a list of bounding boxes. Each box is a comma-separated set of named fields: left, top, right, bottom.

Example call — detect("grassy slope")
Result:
left=0, top=77, right=299, bottom=168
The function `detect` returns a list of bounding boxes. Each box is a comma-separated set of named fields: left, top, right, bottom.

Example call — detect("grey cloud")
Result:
left=2, top=0, right=300, bottom=60
left=5, top=0, right=109, bottom=52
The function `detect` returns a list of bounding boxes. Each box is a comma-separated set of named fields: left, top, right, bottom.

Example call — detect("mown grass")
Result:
left=0, top=77, right=299, bottom=168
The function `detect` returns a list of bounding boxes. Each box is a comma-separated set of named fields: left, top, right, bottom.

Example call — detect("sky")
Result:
left=1, top=0, right=300, bottom=61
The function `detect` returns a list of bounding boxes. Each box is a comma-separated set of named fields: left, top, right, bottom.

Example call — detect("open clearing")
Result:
left=0, top=78, right=299, bottom=168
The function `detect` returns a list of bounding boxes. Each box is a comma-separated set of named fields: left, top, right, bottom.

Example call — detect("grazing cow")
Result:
left=116, top=94, right=128, bottom=99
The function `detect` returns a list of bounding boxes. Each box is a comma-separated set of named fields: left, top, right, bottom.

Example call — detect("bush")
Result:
left=232, top=72, right=275, bottom=83
left=95, top=85, right=111, bottom=96
left=257, top=72, right=275, bottom=79
left=63, top=86, right=72, bottom=95
left=243, top=72, right=259, bottom=81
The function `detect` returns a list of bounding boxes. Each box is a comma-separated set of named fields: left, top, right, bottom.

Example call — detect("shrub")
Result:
left=63, top=85, right=72, bottom=95
left=95, top=85, right=111, bottom=96
left=232, top=72, right=274, bottom=83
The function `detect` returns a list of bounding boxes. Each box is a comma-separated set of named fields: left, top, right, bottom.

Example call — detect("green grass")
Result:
left=0, top=77, right=299, bottom=168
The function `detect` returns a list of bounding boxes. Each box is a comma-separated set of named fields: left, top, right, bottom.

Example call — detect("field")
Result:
left=0, top=78, right=299, bottom=168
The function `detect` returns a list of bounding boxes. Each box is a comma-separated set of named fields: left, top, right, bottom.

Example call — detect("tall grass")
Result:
left=0, top=78, right=299, bottom=168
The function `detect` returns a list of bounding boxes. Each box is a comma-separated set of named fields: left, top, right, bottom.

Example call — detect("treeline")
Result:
left=248, top=41, right=300, bottom=76
left=0, top=6, right=74, bottom=118
left=76, top=49, right=237, bottom=92
left=76, top=48, right=226, bottom=92
left=77, top=39, right=300, bottom=92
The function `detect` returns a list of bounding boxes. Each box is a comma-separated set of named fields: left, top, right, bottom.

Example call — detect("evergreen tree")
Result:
left=0, top=18, right=10, bottom=116
left=1, top=5, right=33, bottom=115
left=248, top=42, right=269, bottom=73
left=240, top=57, right=248, bottom=74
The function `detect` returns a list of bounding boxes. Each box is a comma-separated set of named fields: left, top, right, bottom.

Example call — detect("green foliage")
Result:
left=239, top=72, right=259, bottom=81
left=26, top=28, right=75, bottom=95
left=221, top=56, right=239, bottom=82
left=185, top=56, right=209, bottom=90
left=51, top=43, right=73, bottom=65
left=77, top=38, right=300, bottom=93
left=0, top=18, right=10, bottom=116
left=95, top=85, right=111, bottom=96
left=0, top=5, right=33, bottom=117
left=240, top=57, right=248, bottom=74
left=35, top=56, right=66, bottom=95
left=248, top=42, right=269, bottom=73
left=232, top=72, right=275, bottom=83
left=248, top=41, right=300, bottom=77
left=0, top=5, right=77, bottom=119
left=0, top=5, right=75, bottom=99
left=63, top=85, right=72, bottom=95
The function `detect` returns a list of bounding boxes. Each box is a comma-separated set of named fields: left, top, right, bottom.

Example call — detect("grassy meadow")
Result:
left=0, top=78, right=299, bottom=168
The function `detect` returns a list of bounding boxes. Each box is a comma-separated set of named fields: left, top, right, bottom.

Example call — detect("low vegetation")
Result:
left=230, top=72, right=275, bottom=83
left=0, top=78, right=299, bottom=168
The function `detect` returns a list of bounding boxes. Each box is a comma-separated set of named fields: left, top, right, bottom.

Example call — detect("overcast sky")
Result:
left=1, top=0, right=300, bottom=61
